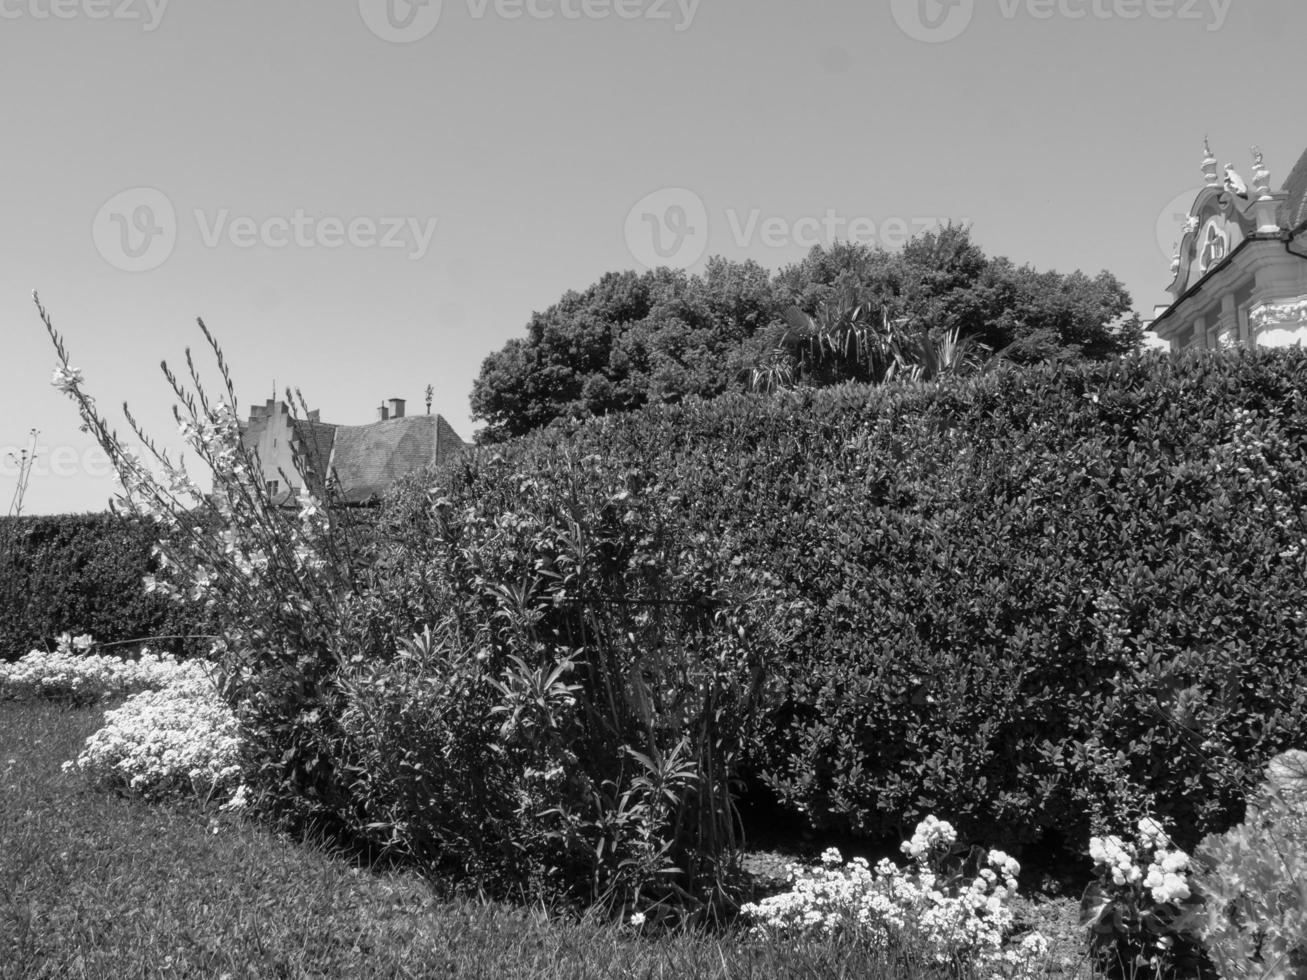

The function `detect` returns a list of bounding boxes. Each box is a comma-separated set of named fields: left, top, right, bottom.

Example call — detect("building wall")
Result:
left=1157, top=242, right=1307, bottom=353
left=240, top=400, right=302, bottom=499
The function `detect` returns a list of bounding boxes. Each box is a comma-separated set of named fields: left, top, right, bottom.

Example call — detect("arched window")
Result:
left=1198, top=220, right=1229, bottom=273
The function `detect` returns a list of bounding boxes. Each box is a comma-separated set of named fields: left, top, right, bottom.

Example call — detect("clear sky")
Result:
left=1, top=0, right=1303, bottom=515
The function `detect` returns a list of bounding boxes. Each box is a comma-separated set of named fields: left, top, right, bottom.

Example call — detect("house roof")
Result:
left=327, top=414, right=464, bottom=503
left=1281, top=145, right=1307, bottom=230
left=291, top=420, right=337, bottom=489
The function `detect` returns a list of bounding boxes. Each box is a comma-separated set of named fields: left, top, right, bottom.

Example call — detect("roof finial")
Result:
left=1251, top=145, right=1273, bottom=199
left=1202, top=136, right=1221, bottom=187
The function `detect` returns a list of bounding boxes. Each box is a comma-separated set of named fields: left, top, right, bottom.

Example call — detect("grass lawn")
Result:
left=0, top=700, right=1020, bottom=980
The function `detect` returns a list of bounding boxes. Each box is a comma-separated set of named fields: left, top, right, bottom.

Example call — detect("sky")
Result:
left=1, top=0, right=1303, bottom=515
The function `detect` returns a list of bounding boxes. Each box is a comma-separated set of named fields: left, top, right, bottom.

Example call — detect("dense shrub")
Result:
left=386, top=348, right=1307, bottom=859
left=40, top=288, right=1307, bottom=906
left=345, top=452, right=800, bottom=914
left=40, top=302, right=777, bottom=919
left=0, top=512, right=208, bottom=662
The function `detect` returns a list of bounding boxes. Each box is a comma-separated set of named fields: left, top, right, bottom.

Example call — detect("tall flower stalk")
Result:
left=36, top=293, right=376, bottom=830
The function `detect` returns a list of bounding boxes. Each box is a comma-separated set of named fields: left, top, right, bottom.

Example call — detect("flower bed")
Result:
left=0, top=633, right=200, bottom=705
left=742, top=816, right=1051, bottom=978
left=62, top=669, right=243, bottom=800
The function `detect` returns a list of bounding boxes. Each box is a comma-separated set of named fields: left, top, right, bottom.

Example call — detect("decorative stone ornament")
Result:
left=1251, top=145, right=1273, bottom=199
left=1224, top=164, right=1249, bottom=198
left=1202, top=136, right=1221, bottom=187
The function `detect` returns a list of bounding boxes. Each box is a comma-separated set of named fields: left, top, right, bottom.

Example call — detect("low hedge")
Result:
left=380, top=348, right=1307, bottom=856
left=0, top=512, right=208, bottom=661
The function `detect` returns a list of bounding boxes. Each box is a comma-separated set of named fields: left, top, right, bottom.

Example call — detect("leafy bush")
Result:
left=1186, top=751, right=1307, bottom=979
left=38, top=298, right=782, bottom=918
left=348, top=451, right=801, bottom=916
left=0, top=512, right=208, bottom=662
left=402, top=348, right=1307, bottom=858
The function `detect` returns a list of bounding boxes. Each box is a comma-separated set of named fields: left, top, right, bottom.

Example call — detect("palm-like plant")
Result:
left=765, top=290, right=990, bottom=390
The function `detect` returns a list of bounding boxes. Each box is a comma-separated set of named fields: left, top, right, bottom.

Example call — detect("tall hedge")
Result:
left=385, top=348, right=1307, bottom=855
left=0, top=512, right=207, bottom=661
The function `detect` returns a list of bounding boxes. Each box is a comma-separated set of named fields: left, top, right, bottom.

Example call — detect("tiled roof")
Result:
left=291, top=420, right=337, bottom=493
left=327, top=415, right=465, bottom=503
left=1280, top=146, right=1307, bottom=230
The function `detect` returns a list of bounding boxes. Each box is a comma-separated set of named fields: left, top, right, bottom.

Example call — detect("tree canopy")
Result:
left=470, top=225, right=1143, bottom=443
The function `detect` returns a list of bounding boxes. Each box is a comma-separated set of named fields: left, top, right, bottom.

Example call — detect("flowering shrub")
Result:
left=39, top=297, right=788, bottom=916
left=0, top=634, right=196, bottom=705
left=1081, top=817, right=1207, bottom=977
left=63, top=665, right=243, bottom=801
left=39, top=297, right=379, bottom=840
left=741, top=817, right=1048, bottom=977
left=1186, top=751, right=1307, bottom=979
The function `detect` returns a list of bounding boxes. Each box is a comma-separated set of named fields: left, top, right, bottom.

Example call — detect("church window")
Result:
left=1199, top=221, right=1228, bottom=273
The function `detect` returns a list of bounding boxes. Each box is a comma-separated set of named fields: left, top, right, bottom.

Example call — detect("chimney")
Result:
left=388, top=398, right=406, bottom=419
left=377, top=404, right=390, bottom=422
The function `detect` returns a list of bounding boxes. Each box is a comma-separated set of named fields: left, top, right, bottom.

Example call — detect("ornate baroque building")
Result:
left=1150, top=140, right=1307, bottom=352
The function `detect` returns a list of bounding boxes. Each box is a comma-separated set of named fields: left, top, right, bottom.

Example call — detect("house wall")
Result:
left=240, top=400, right=301, bottom=498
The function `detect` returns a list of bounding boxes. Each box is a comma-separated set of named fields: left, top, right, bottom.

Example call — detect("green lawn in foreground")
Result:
left=0, top=701, right=944, bottom=980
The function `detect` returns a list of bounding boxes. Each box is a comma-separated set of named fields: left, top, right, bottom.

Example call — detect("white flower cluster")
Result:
left=1091, top=817, right=1191, bottom=905
left=901, top=814, right=957, bottom=861
left=62, top=669, right=243, bottom=800
left=0, top=634, right=200, bottom=704
left=741, top=819, right=1048, bottom=978
left=1088, top=834, right=1140, bottom=886
left=50, top=364, right=84, bottom=394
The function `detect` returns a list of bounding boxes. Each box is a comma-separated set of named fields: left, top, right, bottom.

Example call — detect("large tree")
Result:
left=775, top=225, right=1142, bottom=362
left=471, top=226, right=1142, bottom=442
left=470, top=258, right=787, bottom=443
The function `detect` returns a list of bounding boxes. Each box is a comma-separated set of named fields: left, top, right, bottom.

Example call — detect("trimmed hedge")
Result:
left=0, top=512, right=208, bottom=661
left=383, top=349, right=1307, bottom=856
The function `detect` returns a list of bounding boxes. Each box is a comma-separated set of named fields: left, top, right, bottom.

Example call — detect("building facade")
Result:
left=239, top=397, right=465, bottom=504
left=1150, top=140, right=1307, bottom=353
